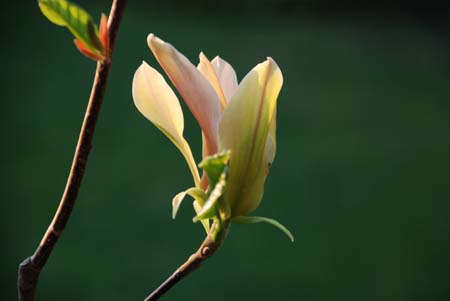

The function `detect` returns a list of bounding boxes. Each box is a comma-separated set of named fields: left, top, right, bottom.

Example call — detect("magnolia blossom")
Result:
left=132, top=34, right=292, bottom=241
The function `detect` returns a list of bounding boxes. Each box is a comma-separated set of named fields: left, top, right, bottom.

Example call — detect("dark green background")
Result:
left=2, top=1, right=450, bottom=300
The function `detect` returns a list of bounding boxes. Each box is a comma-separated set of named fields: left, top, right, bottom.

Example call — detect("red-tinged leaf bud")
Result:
left=99, top=14, right=110, bottom=56
left=74, top=39, right=104, bottom=61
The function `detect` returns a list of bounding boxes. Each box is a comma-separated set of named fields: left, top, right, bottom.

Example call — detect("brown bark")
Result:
left=17, top=1, right=127, bottom=300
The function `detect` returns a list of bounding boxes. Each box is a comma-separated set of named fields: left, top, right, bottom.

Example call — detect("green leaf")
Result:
left=38, top=0, right=103, bottom=54
left=172, top=188, right=206, bottom=219
left=231, top=216, right=294, bottom=242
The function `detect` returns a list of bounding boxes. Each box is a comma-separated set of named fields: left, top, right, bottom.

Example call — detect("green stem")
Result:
left=212, top=217, right=228, bottom=242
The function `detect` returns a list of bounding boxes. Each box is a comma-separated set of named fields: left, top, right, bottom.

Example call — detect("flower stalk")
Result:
left=144, top=220, right=228, bottom=301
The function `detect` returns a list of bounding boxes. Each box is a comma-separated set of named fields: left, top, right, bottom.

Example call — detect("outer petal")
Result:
left=172, top=187, right=206, bottom=219
left=264, top=106, right=277, bottom=167
left=197, top=52, right=227, bottom=109
left=211, top=56, right=238, bottom=103
left=147, top=34, right=222, bottom=157
left=219, top=58, right=283, bottom=217
left=132, top=61, right=200, bottom=186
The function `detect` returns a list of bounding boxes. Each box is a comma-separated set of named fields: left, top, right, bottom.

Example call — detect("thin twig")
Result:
left=144, top=224, right=227, bottom=301
left=17, top=1, right=127, bottom=300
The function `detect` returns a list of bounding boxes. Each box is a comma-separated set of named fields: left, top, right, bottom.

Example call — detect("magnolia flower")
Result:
left=132, top=34, right=293, bottom=241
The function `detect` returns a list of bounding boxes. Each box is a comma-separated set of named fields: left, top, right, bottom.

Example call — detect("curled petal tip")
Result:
left=197, top=52, right=227, bottom=108
left=210, top=56, right=239, bottom=103
left=147, top=33, right=161, bottom=48
left=198, top=52, right=207, bottom=63
left=265, top=57, right=283, bottom=85
left=266, top=57, right=277, bottom=66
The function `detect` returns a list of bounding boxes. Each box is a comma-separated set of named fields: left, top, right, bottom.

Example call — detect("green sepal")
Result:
left=172, top=187, right=206, bottom=219
left=38, top=0, right=103, bottom=54
left=231, top=216, right=294, bottom=242
left=194, top=151, right=231, bottom=222
left=193, top=171, right=226, bottom=222
left=198, top=150, right=231, bottom=189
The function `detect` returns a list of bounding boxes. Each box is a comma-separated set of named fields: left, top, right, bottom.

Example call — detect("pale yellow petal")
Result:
left=197, top=52, right=227, bottom=109
left=147, top=34, right=222, bottom=156
left=218, top=57, right=283, bottom=216
left=264, top=106, right=277, bottom=168
left=211, top=56, right=238, bottom=103
left=132, top=61, right=200, bottom=186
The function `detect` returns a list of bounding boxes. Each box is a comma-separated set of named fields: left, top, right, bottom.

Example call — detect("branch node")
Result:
left=17, top=1, right=127, bottom=300
left=201, top=246, right=211, bottom=256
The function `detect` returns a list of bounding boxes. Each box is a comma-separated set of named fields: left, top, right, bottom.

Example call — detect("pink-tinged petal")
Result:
left=197, top=52, right=227, bottom=109
left=219, top=58, right=283, bottom=217
left=132, top=61, right=200, bottom=187
left=147, top=34, right=222, bottom=157
left=200, top=132, right=209, bottom=190
left=211, top=56, right=238, bottom=103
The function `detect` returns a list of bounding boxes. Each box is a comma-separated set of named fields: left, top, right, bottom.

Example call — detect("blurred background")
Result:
left=1, top=0, right=450, bottom=300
